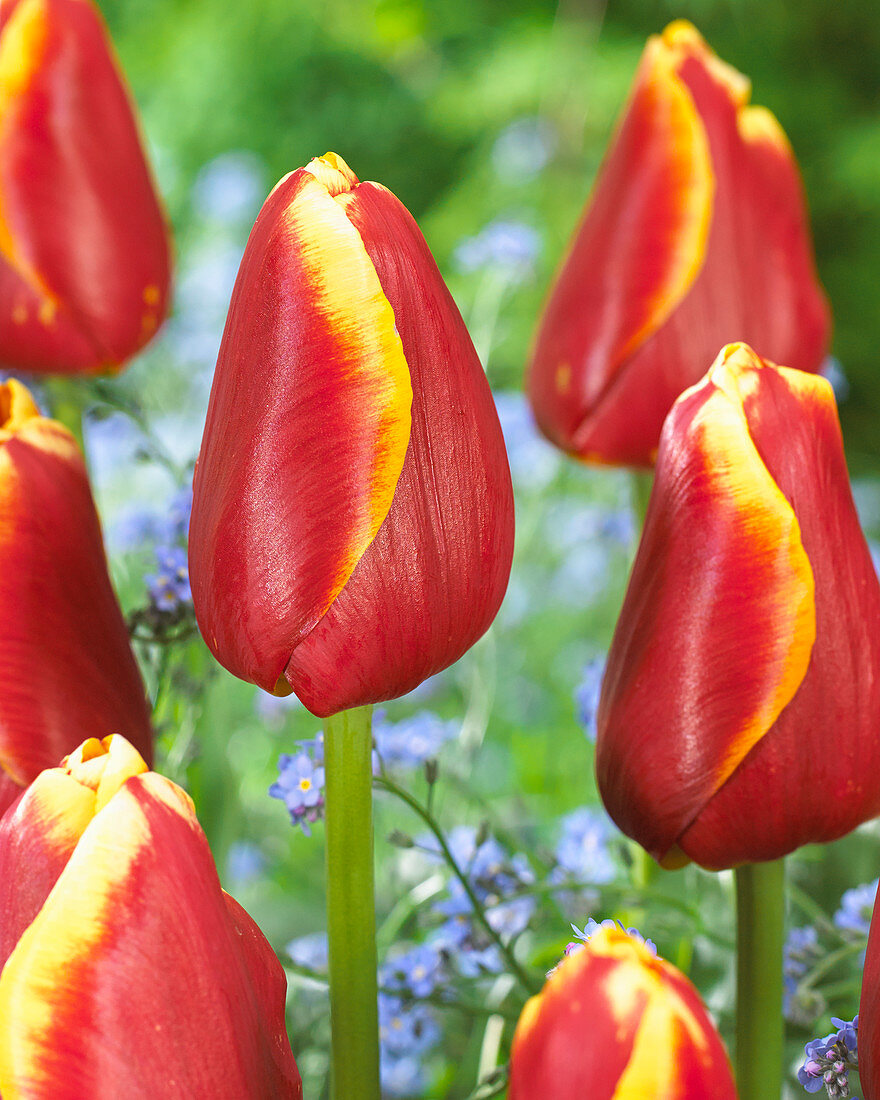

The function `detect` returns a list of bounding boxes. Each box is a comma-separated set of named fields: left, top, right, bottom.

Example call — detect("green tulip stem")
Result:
left=323, top=705, right=380, bottom=1100
left=630, top=469, right=653, bottom=528
left=46, top=377, right=87, bottom=457
left=734, top=860, right=785, bottom=1100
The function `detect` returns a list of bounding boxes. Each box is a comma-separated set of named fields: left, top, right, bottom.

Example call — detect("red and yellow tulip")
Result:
left=0, top=0, right=170, bottom=374
left=596, top=343, right=880, bottom=869
left=509, top=927, right=737, bottom=1098
left=0, top=735, right=303, bottom=1098
left=0, top=378, right=152, bottom=817
left=189, top=152, right=515, bottom=717
left=527, top=21, right=830, bottom=468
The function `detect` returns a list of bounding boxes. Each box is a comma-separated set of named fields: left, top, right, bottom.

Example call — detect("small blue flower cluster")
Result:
left=146, top=544, right=192, bottom=611
left=834, top=880, right=878, bottom=938
left=784, top=925, right=822, bottom=1023
left=427, top=826, right=536, bottom=978
left=453, top=219, right=541, bottom=281
left=378, top=988, right=441, bottom=1098
left=373, top=709, right=458, bottom=769
left=574, top=656, right=607, bottom=743
left=269, top=736, right=325, bottom=835
left=135, top=484, right=193, bottom=615
left=550, top=805, right=618, bottom=893
left=548, top=918, right=657, bottom=979
left=798, top=1016, right=859, bottom=1098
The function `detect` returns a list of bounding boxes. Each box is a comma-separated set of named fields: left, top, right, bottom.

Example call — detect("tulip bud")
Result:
left=0, top=0, right=171, bottom=374
left=509, top=927, right=737, bottom=1098
left=0, top=378, right=152, bottom=816
left=0, top=735, right=303, bottom=1098
left=190, top=152, right=514, bottom=716
left=528, top=20, right=829, bottom=467
left=597, top=343, right=880, bottom=869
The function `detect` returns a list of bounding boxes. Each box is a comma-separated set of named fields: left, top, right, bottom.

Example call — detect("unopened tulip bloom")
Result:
left=0, top=0, right=170, bottom=373
left=509, top=926, right=737, bottom=1098
left=190, top=152, right=514, bottom=717
left=0, top=378, right=152, bottom=816
left=528, top=21, right=829, bottom=467
left=0, top=735, right=303, bottom=1098
left=597, top=343, right=880, bottom=869
left=859, top=897, right=880, bottom=1099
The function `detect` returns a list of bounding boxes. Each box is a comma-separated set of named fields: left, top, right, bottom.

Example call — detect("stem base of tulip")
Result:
left=323, top=705, right=380, bottom=1100
left=734, top=859, right=785, bottom=1100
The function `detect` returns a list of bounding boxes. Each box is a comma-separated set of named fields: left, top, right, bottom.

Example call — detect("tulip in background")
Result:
left=527, top=20, right=829, bottom=467
left=0, top=378, right=152, bottom=819
left=509, top=926, right=737, bottom=1098
left=0, top=0, right=170, bottom=374
left=189, top=151, right=514, bottom=1099
left=0, top=735, right=302, bottom=1098
left=190, top=151, right=514, bottom=718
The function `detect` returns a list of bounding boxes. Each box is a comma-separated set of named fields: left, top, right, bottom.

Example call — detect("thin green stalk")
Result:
left=46, top=377, right=87, bottom=455
left=323, top=706, right=380, bottom=1100
left=375, top=772, right=541, bottom=995
left=735, top=860, right=785, bottom=1100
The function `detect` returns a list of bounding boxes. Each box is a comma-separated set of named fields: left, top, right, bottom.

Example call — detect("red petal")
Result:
left=509, top=929, right=736, bottom=1098
left=528, top=23, right=712, bottom=462
left=0, top=736, right=148, bottom=972
left=0, top=0, right=170, bottom=373
left=678, top=356, right=880, bottom=866
left=530, top=22, right=830, bottom=467
left=0, top=381, right=153, bottom=785
left=283, top=175, right=514, bottom=715
left=597, top=345, right=815, bottom=864
left=190, top=161, right=413, bottom=693
left=860, top=904, right=880, bottom=1100
left=0, top=772, right=302, bottom=1098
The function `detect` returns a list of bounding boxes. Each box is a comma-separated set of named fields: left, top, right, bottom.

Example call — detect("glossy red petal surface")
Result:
left=0, top=773, right=302, bottom=1098
left=678, top=359, right=880, bottom=866
left=528, top=25, right=712, bottom=462
left=509, top=930, right=736, bottom=1099
left=0, top=767, right=94, bottom=970
left=597, top=346, right=816, bottom=864
left=860, top=904, right=880, bottom=1100
left=530, top=22, right=829, bottom=468
left=0, top=767, right=20, bottom=819
left=190, top=163, right=413, bottom=693
left=0, top=0, right=170, bottom=373
left=283, top=179, right=514, bottom=715
left=0, top=387, right=153, bottom=785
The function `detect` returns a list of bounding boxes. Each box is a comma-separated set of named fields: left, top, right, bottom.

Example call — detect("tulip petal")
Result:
left=597, top=344, right=815, bottom=863
left=0, top=0, right=170, bottom=373
left=0, top=386, right=153, bottom=785
left=282, top=177, right=515, bottom=714
left=190, top=162, right=412, bottom=693
left=528, top=24, right=713, bottom=460
left=530, top=21, right=830, bottom=467
left=0, top=768, right=94, bottom=970
left=509, top=930, right=736, bottom=1099
left=677, top=356, right=880, bottom=865
left=0, top=772, right=302, bottom=1098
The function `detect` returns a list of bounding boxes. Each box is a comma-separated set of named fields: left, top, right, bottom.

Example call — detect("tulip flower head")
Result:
left=190, top=152, right=514, bottom=716
left=0, top=735, right=303, bottom=1098
left=528, top=21, right=830, bottom=467
left=0, top=0, right=171, bottom=373
left=597, top=343, right=880, bottom=869
left=509, top=926, right=737, bottom=1099
left=0, top=378, right=152, bottom=817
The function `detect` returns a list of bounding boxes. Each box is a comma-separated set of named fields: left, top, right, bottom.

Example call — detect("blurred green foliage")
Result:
left=105, top=0, right=879, bottom=462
